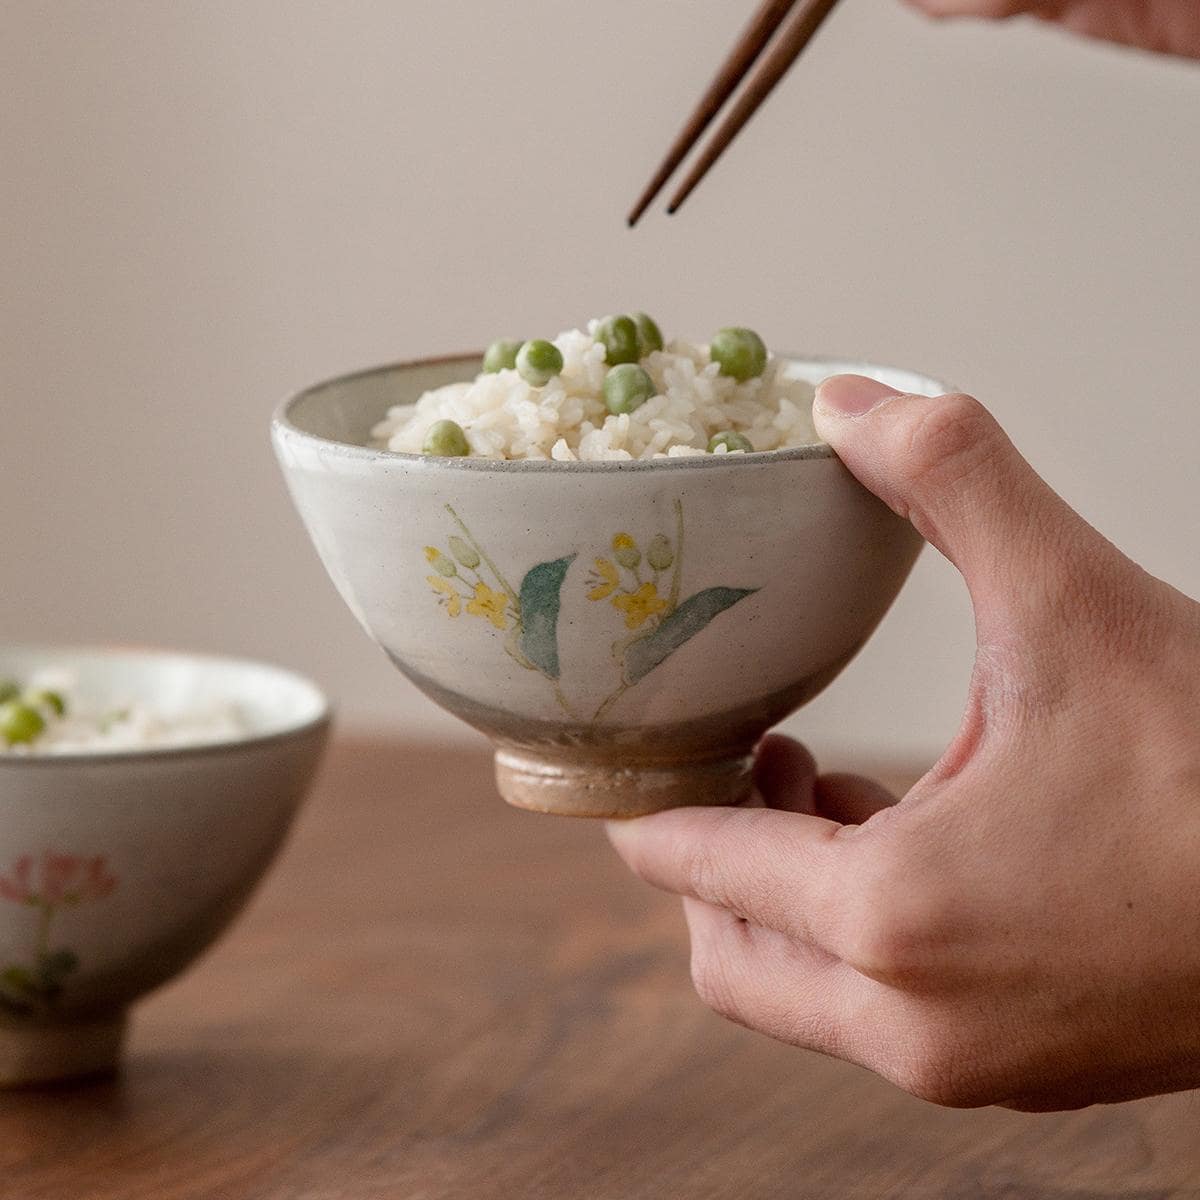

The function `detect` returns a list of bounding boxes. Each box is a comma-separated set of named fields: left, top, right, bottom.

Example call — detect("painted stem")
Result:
left=34, top=903, right=54, bottom=964
left=445, top=505, right=520, bottom=607
left=667, top=498, right=684, bottom=612
left=593, top=681, right=631, bottom=723
left=554, top=682, right=583, bottom=722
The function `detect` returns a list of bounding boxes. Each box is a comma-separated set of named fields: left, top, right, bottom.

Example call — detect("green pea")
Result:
left=595, top=315, right=640, bottom=365
left=27, top=689, right=66, bottom=716
left=707, top=430, right=754, bottom=454
left=1, top=701, right=45, bottom=746
left=482, top=339, right=522, bottom=374
left=646, top=533, right=674, bottom=571
left=422, top=419, right=470, bottom=457
left=633, top=312, right=664, bottom=356
left=603, top=364, right=656, bottom=415
left=99, top=708, right=130, bottom=734
left=710, top=327, right=768, bottom=381
left=0, top=680, right=18, bottom=705
left=516, top=339, right=564, bottom=386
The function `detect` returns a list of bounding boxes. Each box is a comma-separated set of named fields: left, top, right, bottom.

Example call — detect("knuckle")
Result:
left=677, top=809, right=765, bottom=916
left=839, top=837, right=951, bottom=983
left=689, top=945, right=744, bottom=1023
left=678, top=834, right=729, bottom=909
left=899, top=393, right=999, bottom=498
left=844, top=909, right=930, bottom=984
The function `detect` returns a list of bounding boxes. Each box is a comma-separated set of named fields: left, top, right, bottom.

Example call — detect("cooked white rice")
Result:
left=0, top=668, right=248, bottom=756
left=370, top=321, right=819, bottom=462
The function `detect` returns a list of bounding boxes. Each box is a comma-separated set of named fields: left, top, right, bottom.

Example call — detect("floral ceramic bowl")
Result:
left=0, top=646, right=329, bottom=1085
left=273, top=354, right=937, bottom=818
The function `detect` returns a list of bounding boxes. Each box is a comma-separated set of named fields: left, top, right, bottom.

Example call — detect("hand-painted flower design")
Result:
left=0, top=860, right=32, bottom=906
left=423, top=522, right=517, bottom=633
left=427, top=574, right=462, bottom=617
left=611, top=532, right=641, bottom=571
left=424, top=546, right=458, bottom=577
left=0, top=853, right=117, bottom=907
left=586, top=558, right=620, bottom=601
left=612, top=581, right=670, bottom=630
left=586, top=500, right=758, bottom=720
left=418, top=498, right=757, bottom=724
left=586, top=528, right=677, bottom=630
left=0, top=852, right=118, bottom=1018
left=466, top=581, right=509, bottom=630
left=419, top=506, right=577, bottom=716
left=645, top=533, right=674, bottom=571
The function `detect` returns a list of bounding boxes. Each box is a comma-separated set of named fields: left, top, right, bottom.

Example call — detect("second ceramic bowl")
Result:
left=0, top=646, right=329, bottom=1085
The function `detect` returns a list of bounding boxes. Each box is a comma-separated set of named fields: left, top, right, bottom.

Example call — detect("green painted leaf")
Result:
left=518, top=554, right=576, bottom=679
left=624, top=587, right=758, bottom=685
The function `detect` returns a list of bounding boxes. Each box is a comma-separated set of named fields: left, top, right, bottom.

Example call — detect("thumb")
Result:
left=812, top=375, right=1099, bottom=639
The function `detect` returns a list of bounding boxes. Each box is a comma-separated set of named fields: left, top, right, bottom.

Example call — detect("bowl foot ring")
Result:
left=0, top=1011, right=127, bottom=1087
left=494, top=747, right=754, bottom=818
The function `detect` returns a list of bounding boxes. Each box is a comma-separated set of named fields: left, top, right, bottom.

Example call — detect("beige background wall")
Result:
left=2, top=1, right=1197, bottom=765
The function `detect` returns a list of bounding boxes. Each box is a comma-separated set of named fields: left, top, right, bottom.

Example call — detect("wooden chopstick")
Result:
left=626, top=0, right=798, bottom=228
left=628, top=0, right=843, bottom=225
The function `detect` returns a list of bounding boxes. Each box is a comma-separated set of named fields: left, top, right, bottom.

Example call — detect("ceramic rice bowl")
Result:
left=273, top=354, right=939, bottom=818
left=0, top=647, right=329, bottom=1085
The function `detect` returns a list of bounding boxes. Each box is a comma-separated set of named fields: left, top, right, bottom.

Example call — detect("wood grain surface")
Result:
left=3, top=738, right=1198, bottom=1199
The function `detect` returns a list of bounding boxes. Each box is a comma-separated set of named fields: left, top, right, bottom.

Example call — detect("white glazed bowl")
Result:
left=0, top=646, right=329, bottom=1085
left=273, top=354, right=938, bottom=817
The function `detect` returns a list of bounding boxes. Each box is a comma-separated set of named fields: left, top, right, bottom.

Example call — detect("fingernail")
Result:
left=604, top=819, right=636, bottom=844
left=815, top=374, right=903, bottom=417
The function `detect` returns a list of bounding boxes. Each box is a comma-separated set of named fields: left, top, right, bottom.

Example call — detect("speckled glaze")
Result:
left=273, top=354, right=941, bottom=817
left=0, top=647, right=329, bottom=1085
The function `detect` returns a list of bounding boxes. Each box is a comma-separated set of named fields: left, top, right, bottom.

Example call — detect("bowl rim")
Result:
left=0, top=643, right=331, bottom=768
left=272, top=351, right=955, bottom=473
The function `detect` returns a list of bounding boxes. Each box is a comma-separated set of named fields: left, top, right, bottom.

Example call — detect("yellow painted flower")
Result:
left=612, top=581, right=668, bottom=630
left=587, top=558, right=620, bottom=601
left=466, top=581, right=509, bottom=630
left=612, top=533, right=636, bottom=552
left=427, top=574, right=461, bottom=617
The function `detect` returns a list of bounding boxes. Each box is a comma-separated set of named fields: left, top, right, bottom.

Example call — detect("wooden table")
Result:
left=4, top=738, right=1198, bottom=1198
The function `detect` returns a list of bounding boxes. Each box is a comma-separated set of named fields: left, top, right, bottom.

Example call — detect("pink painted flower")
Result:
left=82, top=856, right=118, bottom=901
left=0, top=852, right=118, bottom=907
left=0, top=855, right=33, bottom=904
left=41, top=853, right=83, bottom=905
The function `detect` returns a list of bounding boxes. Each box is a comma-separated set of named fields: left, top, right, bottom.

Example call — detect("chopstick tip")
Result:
left=626, top=197, right=652, bottom=227
left=666, top=190, right=689, bottom=216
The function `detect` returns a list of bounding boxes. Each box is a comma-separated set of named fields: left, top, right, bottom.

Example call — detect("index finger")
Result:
left=606, top=805, right=852, bottom=956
